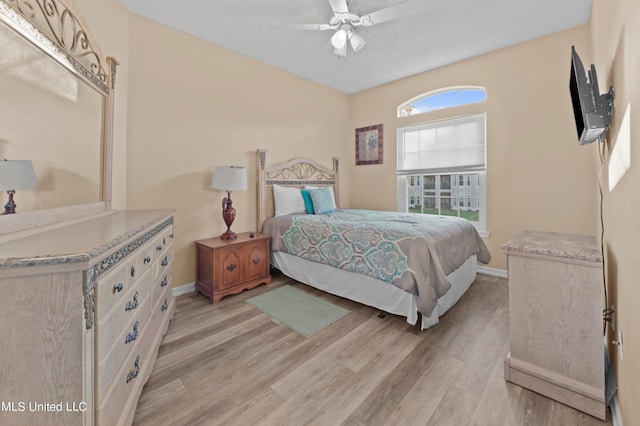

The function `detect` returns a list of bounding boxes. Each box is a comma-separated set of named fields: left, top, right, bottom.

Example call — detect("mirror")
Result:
left=0, top=0, right=115, bottom=233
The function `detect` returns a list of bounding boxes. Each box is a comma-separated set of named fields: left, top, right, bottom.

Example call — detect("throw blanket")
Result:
left=263, top=209, right=491, bottom=317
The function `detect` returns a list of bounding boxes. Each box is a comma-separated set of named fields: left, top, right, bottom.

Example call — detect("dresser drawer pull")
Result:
left=161, top=298, right=168, bottom=312
left=126, top=356, right=140, bottom=383
left=156, top=245, right=163, bottom=252
left=130, top=266, right=136, bottom=277
left=113, top=283, right=124, bottom=293
left=226, top=263, right=236, bottom=272
left=125, top=292, right=139, bottom=311
left=125, top=321, right=139, bottom=344
left=143, top=256, right=151, bottom=264
left=161, top=256, right=169, bottom=267
left=252, top=258, right=261, bottom=265
left=160, top=276, right=168, bottom=287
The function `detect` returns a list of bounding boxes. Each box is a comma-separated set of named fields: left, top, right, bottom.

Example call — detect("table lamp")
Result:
left=211, top=165, right=247, bottom=239
left=0, top=159, right=38, bottom=214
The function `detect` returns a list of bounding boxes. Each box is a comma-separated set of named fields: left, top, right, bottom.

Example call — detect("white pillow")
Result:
left=304, top=185, right=337, bottom=209
left=273, top=184, right=306, bottom=216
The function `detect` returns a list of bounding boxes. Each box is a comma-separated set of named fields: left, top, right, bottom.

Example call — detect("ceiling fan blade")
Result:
left=285, top=23, right=335, bottom=31
left=328, top=0, right=349, bottom=14
left=360, top=0, right=431, bottom=26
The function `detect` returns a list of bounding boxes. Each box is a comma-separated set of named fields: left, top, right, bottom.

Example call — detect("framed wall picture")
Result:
left=355, top=124, right=383, bottom=165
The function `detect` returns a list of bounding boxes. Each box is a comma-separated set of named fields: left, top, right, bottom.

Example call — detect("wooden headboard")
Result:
left=256, top=149, right=339, bottom=231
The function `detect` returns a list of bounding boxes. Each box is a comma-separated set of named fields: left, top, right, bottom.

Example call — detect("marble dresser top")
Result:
left=502, top=230, right=603, bottom=263
left=0, top=209, right=174, bottom=270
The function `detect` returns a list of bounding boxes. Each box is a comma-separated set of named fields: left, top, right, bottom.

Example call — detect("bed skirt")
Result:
left=271, top=252, right=478, bottom=330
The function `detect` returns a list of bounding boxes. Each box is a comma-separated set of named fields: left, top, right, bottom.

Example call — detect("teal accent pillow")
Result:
left=309, top=188, right=335, bottom=214
left=300, top=189, right=315, bottom=214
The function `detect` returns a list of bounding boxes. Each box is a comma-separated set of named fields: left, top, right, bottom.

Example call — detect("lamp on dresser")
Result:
left=0, top=159, right=38, bottom=214
left=211, top=165, right=247, bottom=239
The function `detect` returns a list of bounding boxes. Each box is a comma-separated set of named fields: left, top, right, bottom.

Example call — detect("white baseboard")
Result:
left=173, top=282, right=196, bottom=297
left=477, top=265, right=508, bottom=279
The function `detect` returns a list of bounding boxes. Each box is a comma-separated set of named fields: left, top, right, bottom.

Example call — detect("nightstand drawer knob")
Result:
left=161, top=298, right=168, bottom=312
left=161, top=256, right=169, bottom=267
left=226, top=263, right=236, bottom=272
left=143, top=256, right=151, bottom=264
left=114, top=282, right=124, bottom=293
left=252, top=258, right=261, bottom=265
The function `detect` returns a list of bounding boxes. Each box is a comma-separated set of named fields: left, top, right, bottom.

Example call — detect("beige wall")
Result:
left=45, top=1, right=639, bottom=422
left=124, top=15, right=350, bottom=289
left=348, top=25, right=597, bottom=271
left=590, top=0, right=640, bottom=423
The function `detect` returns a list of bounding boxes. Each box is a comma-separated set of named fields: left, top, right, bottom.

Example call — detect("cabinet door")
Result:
left=245, top=241, right=269, bottom=280
left=216, top=247, right=243, bottom=290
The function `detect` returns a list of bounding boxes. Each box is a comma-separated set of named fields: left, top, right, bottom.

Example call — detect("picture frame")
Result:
left=355, top=124, right=383, bottom=165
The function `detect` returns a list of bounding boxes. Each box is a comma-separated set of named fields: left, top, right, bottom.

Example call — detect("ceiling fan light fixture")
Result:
left=349, top=32, right=366, bottom=52
left=334, top=44, right=347, bottom=57
left=330, top=28, right=347, bottom=49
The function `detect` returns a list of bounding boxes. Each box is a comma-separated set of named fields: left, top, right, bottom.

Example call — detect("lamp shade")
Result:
left=211, top=165, right=247, bottom=191
left=0, top=160, right=38, bottom=191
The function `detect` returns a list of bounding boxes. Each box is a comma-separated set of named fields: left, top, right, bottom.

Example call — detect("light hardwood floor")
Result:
left=133, top=272, right=613, bottom=426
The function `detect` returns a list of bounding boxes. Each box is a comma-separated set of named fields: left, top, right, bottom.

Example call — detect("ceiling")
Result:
left=117, top=0, right=592, bottom=94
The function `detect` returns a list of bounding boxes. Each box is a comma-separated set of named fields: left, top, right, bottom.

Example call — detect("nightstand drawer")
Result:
left=216, top=246, right=244, bottom=290
left=245, top=240, right=269, bottom=280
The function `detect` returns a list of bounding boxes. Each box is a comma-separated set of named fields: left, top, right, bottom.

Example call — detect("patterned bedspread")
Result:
left=262, top=209, right=491, bottom=317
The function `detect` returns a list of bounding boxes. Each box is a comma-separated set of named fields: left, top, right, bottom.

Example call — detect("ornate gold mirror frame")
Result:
left=0, top=0, right=116, bottom=235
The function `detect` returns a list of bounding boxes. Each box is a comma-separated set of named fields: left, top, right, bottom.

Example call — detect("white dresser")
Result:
left=0, top=209, right=175, bottom=426
left=503, top=230, right=606, bottom=420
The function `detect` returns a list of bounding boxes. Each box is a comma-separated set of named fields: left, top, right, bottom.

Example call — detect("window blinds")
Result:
left=397, top=113, right=486, bottom=175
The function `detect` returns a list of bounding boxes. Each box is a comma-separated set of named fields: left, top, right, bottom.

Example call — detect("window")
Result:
left=398, top=87, right=486, bottom=117
left=397, top=113, right=487, bottom=234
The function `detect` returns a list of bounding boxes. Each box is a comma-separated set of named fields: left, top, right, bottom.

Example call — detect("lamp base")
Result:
left=3, top=191, right=16, bottom=214
left=220, top=193, right=237, bottom=239
left=220, top=230, right=237, bottom=240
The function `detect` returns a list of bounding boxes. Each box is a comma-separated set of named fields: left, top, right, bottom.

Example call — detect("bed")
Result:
left=256, top=149, right=491, bottom=330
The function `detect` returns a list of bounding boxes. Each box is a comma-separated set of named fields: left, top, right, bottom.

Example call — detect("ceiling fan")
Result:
left=290, top=0, right=430, bottom=58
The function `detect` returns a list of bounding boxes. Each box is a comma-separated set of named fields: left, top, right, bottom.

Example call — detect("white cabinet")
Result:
left=0, top=210, right=175, bottom=426
left=503, top=230, right=606, bottom=420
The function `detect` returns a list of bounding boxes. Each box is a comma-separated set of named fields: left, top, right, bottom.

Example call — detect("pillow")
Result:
left=309, top=187, right=335, bottom=215
left=273, top=184, right=306, bottom=216
left=300, top=189, right=315, bottom=214
left=304, top=185, right=337, bottom=209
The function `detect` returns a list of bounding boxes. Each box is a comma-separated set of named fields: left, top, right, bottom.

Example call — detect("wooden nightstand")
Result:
left=195, top=232, right=271, bottom=303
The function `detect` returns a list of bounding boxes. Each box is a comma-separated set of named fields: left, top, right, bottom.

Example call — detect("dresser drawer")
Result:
left=96, top=314, right=157, bottom=426
left=96, top=269, right=151, bottom=363
left=152, top=244, right=173, bottom=283
left=152, top=261, right=172, bottom=307
left=96, top=291, right=151, bottom=403
left=95, top=263, right=130, bottom=319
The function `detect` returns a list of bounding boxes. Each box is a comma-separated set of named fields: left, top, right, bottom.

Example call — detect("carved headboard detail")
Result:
left=256, top=149, right=339, bottom=231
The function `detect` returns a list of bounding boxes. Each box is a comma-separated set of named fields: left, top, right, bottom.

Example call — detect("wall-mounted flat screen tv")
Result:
left=569, top=46, right=615, bottom=145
